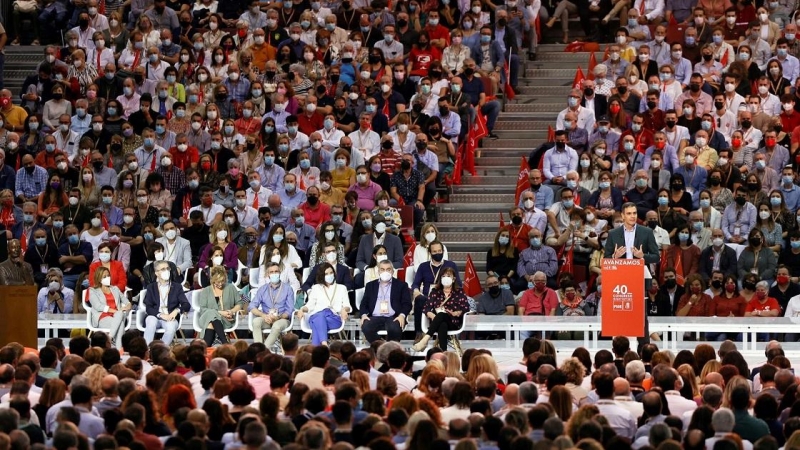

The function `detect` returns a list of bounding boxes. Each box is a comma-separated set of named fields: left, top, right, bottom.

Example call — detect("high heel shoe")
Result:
left=413, top=334, right=431, bottom=352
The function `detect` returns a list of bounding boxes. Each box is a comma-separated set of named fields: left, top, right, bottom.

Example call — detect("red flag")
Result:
left=499, top=212, right=505, bottom=228
left=397, top=242, right=416, bottom=283
left=463, top=110, right=488, bottom=177
left=720, top=50, right=729, bottom=66
left=534, top=16, right=541, bottom=43
left=299, top=175, right=306, bottom=191
left=673, top=248, right=685, bottom=287
left=559, top=247, right=574, bottom=276
left=588, top=52, right=597, bottom=80
left=463, top=255, right=482, bottom=298
left=572, top=67, right=585, bottom=90
left=547, top=125, right=555, bottom=142
left=514, top=156, right=530, bottom=205
left=453, top=142, right=464, bottom=185
left=473, top=110, right=488, bottom=141
left=603, top=45, right=610, bottom=61
left=504, top=60, right=516, bottom=101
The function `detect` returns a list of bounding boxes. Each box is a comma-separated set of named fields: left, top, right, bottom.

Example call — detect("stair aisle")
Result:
left=438, top=45, right=602, bottom=280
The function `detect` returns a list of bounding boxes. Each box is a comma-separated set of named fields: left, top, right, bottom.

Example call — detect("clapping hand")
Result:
left=613, top=244, right=626, bottom=258
left=632, top=245, right=644, bottom=259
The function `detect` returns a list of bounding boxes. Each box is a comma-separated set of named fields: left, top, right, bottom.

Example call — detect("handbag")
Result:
left=14, top=0, right=40, bottom=13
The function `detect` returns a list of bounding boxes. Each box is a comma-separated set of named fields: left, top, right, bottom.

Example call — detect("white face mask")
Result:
left=91, top=218, right=102, bottom=228
left=216, top=230, right=228, bottom=240
left=376, top=254, right=388, bottom=262
left=99, top=252, right=111, bottom=262
left=271, top=254, right=282, bottom=264
left=325, top=274, right=335, bottom=284
left=159, top=270, right=171, bottom=281
left=425, top=232, right=437, bottom=243
left=154, top=251, right=165, bottom=261
left=165, top=229, right=177, bottom=240
left=379, top=271, right=393, bottom=282
left=326, top=251, right=337, bottom=262
left=212, top=256, right=224, bottom=265
left=441, top=276, right=454, bottom=287
left=101, top=276, right=111, bottom=286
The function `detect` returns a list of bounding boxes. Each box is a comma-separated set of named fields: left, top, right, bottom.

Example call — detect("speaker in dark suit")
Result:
left=360, top=262, right=412, bottom=343
left=603, top=202, right=661, bottom=350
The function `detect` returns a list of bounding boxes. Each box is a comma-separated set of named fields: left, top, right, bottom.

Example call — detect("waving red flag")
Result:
left=514, top=156, right=530, bottom=205
left=464, top=255, right=482, bottom=297
left=588, top=52, right=597, bottom=79
left=572, top=67, right=586, bottom=89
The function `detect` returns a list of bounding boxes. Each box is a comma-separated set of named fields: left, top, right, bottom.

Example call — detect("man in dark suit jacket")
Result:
left=355, top=214, right=404, bottom=271
left=603, top=202, right=660, bottom=349
left=302, top=242, right=354, bottom=292
left=581, top=79, right=608, bottom=118
left=698, top=229, right=738, bottom=281
left=142, top=260, right=191, bottom=345
left=360, top=260, right=412, bottom=343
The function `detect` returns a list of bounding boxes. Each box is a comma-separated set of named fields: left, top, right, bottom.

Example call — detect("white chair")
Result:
left=191, top=290, right=241, bottom=337
left=404, top=265, right=416, bottom=289
left=299, top=310, right=346, bottom=342
left=301, top=267, right=311, bottom=284
left=233, top=261, right=245, bottom=291
left=135, top=303, right=184, bottom=334
left=354, top=288, right=365, bottom=312
left=420, top=311, right=474, bottom=357
left=248, top=309, right=295, bottom=350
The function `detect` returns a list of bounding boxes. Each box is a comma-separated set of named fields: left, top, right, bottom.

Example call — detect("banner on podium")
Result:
left=601, top=258, right=645, bottom=337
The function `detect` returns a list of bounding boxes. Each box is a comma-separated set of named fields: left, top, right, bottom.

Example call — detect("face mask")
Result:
left=216, top=230, right=228, bottom=241
left=325, top=274, right=335, bottom=284
left=212, top=256, right=224, bottom=266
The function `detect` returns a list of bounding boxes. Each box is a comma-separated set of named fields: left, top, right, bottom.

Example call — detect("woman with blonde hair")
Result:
left=443, top=352, right=464, bottom=380
left=199, top=221, right=238, bottom=281
left=700, top=360, right=722, bottom=382
left=87, top=265, right=131, bottom=346
left=465, top=354, right=500, bottom=386
left=350, top=369, right=371, bottom=394
left=566, top=404, right=600, bottom=443
left=413, top=223, right=449, bottom=269
left=549, top=385, right=574, bottom=421
left=677, top=364, right=701, bottom=400
left=83, top=364, right=108, bottom=399
left=196, top=266, right=245, bottom=346
left=722, top=375, right=752, bottom=409
left=560, top=357, right=589, bottom=405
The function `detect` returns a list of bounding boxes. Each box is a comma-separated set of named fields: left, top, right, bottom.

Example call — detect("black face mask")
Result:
left=617, top=86, right=628, bottom=95
left=181, top=20, right=191, bottom=26
left=79, top=19, right=89, bottom=28
left=709, top=177, right=721, bottom=186
left=747, top=182, right=759, bottom=191
left=489, top=286, right=501, bottom=297
left=429, top=127, right=440, bottom=135
left=647, top=101, right=656, bottom=109
left=401, top=160, right=411, bottom=170
left=702, top=54, right=713, bottom=61
left=711, top=280, right=723, bottom=289
left=416, top=141, right=427, bottom=151
left=556, top=142, right=566, bottom=150
left=775, top=126, right=783, bottom=133
left=742, top=281, right=757, bottom=291
left=134, top=75, right=144, bottom=83
left=216, top=92, right=228, bottom=101
left=690, top=83, right=701, bottom=92
left=307, top=195, right=319, bottom=205
left=368, top=54, right=380, bottom=64
left=342, top=1, right=351, bottom=7
left=111, top=143, right=122, bottom=152
left=742, top=120, right=752, bottom=128
left=419, top=41, right=428, bottom=48
left=335, top=107, right=346, bottom=115
left=749, top=237, right=762, bottom=247
left=530, top=182, right=540, bottom=190
left=735, top=196, right=747, bottom=205
left=341, top=146, right=352, bottom=153
left=511, top=216, right=522, bottom=225
left=316, top=85, right=327, bottom=95
left=498, top=18, right=507, bottom=27
left=666, top=120, right=676, bottom=128
left=412, top=104, right=423, bottom=113
left=330, top=74, right=340, bottom=84
left=463, top=67, right=474, bottom=77
left=24, top=166, right=35, bottom=174
left=286, top=72, right=295, bottom=81
left=439, top=107, right=449, bottom=117
left=265, top=70, right=276, bottom=78
left=92, top=161, right=103, bottom=171
left=584, top=88, right=594, bottom=97
left=671, top=183, right=683, bottom=191
left=246, top=143, right=256, bottom=151
left=397, top=18, right=408, bottom=27
left=663, top=279, right=677, bottom=289
left=429, top=70, right=442, bottom=78
left=431, top=253, right=444, bottom=262
left=714, top=101, right=724, bottom=110
left=52, top=93, right=63, bottom=100
left=647, top=220, right=658, bottom=229
left=382, top=141, right=394, bottom=150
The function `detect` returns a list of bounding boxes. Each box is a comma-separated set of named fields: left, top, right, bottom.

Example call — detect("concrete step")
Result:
left=524, top=68, right=586, bottom=79
left=438, top=212, right=510, bottom=223
left=446, top=193, right=516, bottom=204
left=505, top=103, right=568, bottom=113
left=482, top=139, right=546, bottom=149
left=462, top=175, right=521, bottom=185
left=514, top=85, right=573, bottom=96
left=471, top=167, right=524, bottom=177
left=475, top=156, right=528, bottom=166
left=439, top=230, right=498, bottom=244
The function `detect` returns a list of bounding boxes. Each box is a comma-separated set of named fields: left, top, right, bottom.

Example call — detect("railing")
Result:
left=37, top=314, right=800, bottom=351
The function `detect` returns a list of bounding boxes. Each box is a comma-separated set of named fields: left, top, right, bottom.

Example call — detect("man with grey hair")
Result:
left=519, top=382, right=539, bottom=408
left=625, top=360, right=647, bottom=397
left=360, top=260, right=411, bottom=343
left=248, top=262, right=295, bottom=348
left=535, top=364, right=555, bottom=402
left=141, top=260, right=191, bottom=346
left=687, top=210, right=712, bottom=250
left=208, top=358, right=229, bottom=379
left=682, top=383, right=723, bottom=431
left=37, top=267, right=74, bottom=314
left=746, top=282, right=780, bottom=318
left=707, top=408, right=754, bottom=450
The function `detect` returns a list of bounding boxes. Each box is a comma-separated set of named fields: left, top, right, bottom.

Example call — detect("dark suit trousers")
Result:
left=362, top=316, right=403, bottom=343
left=639, top=279, right=652, bottom=351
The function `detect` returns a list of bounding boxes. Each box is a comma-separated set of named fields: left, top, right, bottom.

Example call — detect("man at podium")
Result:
left=603, top=202, right=660, bottom=349
left=0, top=239, right=34, bottom=286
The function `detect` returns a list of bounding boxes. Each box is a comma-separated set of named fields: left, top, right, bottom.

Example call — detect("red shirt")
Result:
left=519, top=287, right=559, bottom=315
left=98, top=291, right=117, bottom=321
left=745, top=296, right=780, bottom=315
left=642, top=109, right=665, bottom=132
left=297, top=111, right=324, bottom=136
left=378, top=150, right=401, bottom=176
left=781, top=111, right=800, bottom=134
left=618, top=129, right=654, bottom=154
left=425, top=25, right=451, bottom=47
left=234, top=117, right=262, bottom=136
left=301, top=201, right=331, bottom=229
left=168, top=146, right=200, bottom=171
left=409, top=47, right=443, bottom=77
left=89, top=261, right=127, bottom=293
left=504, top=224, right=532, bottom=253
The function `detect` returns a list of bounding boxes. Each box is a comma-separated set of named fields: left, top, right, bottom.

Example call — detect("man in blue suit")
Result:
left=302, top=242, right=354, bottom=292
left=142, top=260, right=191, bottom=345
left=360, top=260, right=412, bottom=343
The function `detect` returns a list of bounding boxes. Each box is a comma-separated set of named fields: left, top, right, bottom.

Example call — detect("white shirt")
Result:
left=556, top=106, right=596, bottom=133
left=146, top=60, right=170, bottom=81
left=595, top=400, right=637, bottom=439
left=288, top=131, right=310, bottom=152
left=316, top=127, right=345, bottom=152
left=389, top=130, right=417, bottom=154
left=348, top=129, right=381, bottom=161
left=758, top=92, right=782, bottom=116
left=189, top=204, right=225, bottom=226
left=387, top=370, right=417, bottom=393
left=246, top=186, right=271, bottom=209
left=664, top=390, right=697, bottom=418
left=235, top=206, right=260, bottom=228
left=614, top=396, right=644, bottom=419
left=632, top=0, right=665, bottom=20
left=713, top=109, right=738, bottom=140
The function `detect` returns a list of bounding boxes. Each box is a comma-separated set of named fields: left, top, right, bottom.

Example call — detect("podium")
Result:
left=0, top=286, right=38, bottom=348
left=601, top=258, right=645, bottom=337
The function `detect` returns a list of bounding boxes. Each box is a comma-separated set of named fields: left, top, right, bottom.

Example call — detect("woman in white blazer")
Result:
left=88, top=266, right=131, bottom=346
left=297, top=262, right=350, bottom=346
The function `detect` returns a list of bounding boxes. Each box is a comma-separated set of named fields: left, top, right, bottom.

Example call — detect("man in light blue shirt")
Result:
left=721, top=187, right=757, bottom=244
left=517, top=169, right=554, bottom=211
left=780, top=166, right=800, bottom=212
left=542, top=131, right=578, bottom=186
